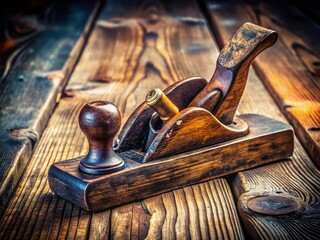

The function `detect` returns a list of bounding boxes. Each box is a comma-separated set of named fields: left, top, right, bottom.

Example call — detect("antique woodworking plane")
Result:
left=48, top=23, right=294, bottom=211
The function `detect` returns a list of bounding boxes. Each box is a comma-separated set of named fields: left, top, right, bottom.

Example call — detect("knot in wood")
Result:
left=247, top=195, right=303, bottom=216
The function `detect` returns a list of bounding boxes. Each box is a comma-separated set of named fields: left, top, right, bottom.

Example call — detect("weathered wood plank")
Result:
left=111, top=202, right=150, bottom=239
left=203, top=0, right=320, bottom=167
left=235, top=71, right=320, bottom=239
left=111, top=180, right=244, bottom=239
left=0, top=0, right=101, bottom=213
left=89, top=211, right=111, bottom=239
left=203, top=0, right=320, bottom=238
left=0, top=0, right=244, bottom=238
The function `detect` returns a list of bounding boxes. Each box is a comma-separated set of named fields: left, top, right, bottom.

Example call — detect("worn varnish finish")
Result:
left=0, top=0, right=245, bottom=238
left=78, top=101, right=125, bottom=175
left=0, top=0, right=100, bottom=212
left=204, top=0, right=320, bottom=167
left=189, top=22, right=277, bottom=125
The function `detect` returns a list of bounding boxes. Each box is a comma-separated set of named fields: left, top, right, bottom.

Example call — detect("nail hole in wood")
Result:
left=313, top=61, right=320, bottom=67
left=308, top=127, right=320, bottom=131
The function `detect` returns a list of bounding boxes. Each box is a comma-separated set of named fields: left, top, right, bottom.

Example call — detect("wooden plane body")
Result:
left=49, top=114, right=293, bottom=211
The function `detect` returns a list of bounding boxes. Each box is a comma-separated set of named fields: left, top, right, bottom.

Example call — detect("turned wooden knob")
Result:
left=79, top=101, right=125, bottom=174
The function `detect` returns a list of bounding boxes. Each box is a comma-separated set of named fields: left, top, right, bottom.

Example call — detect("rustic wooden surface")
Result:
left=204, top=0, right=320, bottom=238
left=0, top=0, right=244, bottom=239
left=204, top=0, right=320, bottom=167
left=110, top=180, right=243, bottom=239
left=0, top=0, right=319, bottom=239
left=0, top=0, right=100, bottom=213
left=233, top=77, right=320, bottom=238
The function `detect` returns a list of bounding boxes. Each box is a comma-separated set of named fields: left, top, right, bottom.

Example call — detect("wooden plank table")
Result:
left=0, top=0, right=100, bottom=213
left=0, top=0, right=319, bottom=239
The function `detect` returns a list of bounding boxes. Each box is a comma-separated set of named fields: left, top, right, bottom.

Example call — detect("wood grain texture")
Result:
left=235, top=72, right=320, bottom=239
left=0, top=0, right=100, bottom=212
left=203, top=1, right=320, bottom=237
left=111, top=180, right=243, bottom=239
left=111, top=202, right=151, bottom=239
left=144, top=108, right=249, bottom=161
left=234, top=78, right=320, bottom=237
left=203, top=0, right=320, bottom=167
left=0, top=0, right=244, bottom=238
